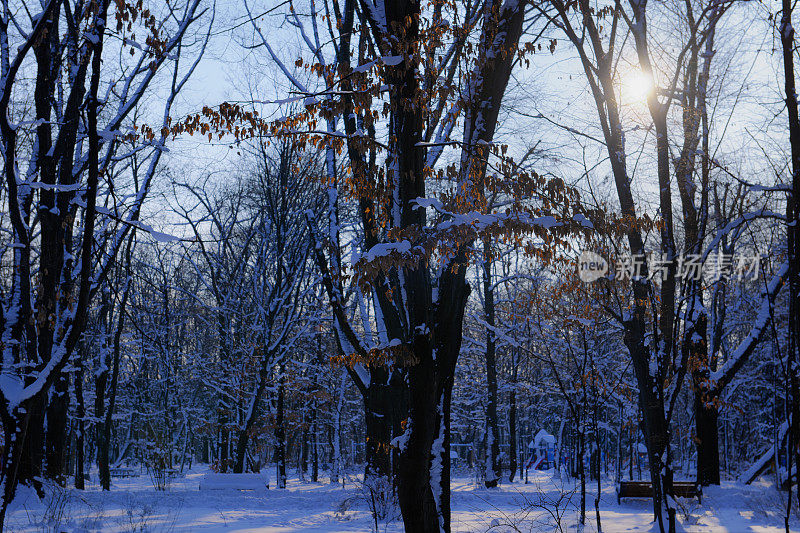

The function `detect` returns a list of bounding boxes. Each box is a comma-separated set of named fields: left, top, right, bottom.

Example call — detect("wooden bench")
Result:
left=198, top=473, right=270, bottom=491
left=110, top=467, right=137, bottom=478
left=617, top=480, right=702, bottom=504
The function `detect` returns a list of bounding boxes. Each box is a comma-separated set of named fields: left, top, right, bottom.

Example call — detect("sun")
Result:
left=621, top=69, right=654, bottom=103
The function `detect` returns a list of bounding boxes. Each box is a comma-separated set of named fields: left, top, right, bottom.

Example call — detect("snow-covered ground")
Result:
left=5, top=466, right=795, bottom=532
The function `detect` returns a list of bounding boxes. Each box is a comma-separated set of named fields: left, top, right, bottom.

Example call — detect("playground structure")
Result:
left=526, top=429, right=557, bottom=470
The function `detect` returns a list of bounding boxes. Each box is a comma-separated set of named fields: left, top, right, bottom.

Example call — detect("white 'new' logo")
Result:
left=578, top=251, right=608, bottom=282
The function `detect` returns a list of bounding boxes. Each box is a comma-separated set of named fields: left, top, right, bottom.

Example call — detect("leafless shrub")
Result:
left=121, top=494, right=183, bottom=532
left=146, top=445, right=173, bottom=491
left=357, top=474, right=399, bottom=532
left=21, top=481, right=71, bottom=533
left=482, top=484, right=577, bottom=533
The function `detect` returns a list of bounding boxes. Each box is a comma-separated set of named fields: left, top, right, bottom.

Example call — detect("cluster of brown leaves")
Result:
left=332, top=342, right=420, bottom=369
left=112, top=0, right=168, bottom=66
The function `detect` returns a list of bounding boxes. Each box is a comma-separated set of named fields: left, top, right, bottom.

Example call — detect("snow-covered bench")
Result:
left=199, top=473, right=270, bottom=491
left=110, top=467, right=137, bottom=478
left=616, top=480, right=701, bottom=504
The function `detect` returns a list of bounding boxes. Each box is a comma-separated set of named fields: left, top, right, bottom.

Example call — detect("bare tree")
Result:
left=0, top=0, right=208, bottom=522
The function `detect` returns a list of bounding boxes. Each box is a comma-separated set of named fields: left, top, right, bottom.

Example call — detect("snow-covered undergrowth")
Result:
left=5, top=467, right=795, bottom=532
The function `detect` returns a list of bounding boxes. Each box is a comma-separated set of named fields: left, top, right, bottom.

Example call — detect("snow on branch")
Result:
left=710, top=261, right=789, bottom=392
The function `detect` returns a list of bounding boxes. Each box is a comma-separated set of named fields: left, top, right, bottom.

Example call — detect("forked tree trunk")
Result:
left=555, top=1, right=678, bottom=528
left=315, top=1, right=525, bottom=530
left=234, top=346, right=274, bottom=474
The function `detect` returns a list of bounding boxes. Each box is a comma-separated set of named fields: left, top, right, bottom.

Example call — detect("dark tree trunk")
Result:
left=311, top=402, right=319, bottom=482
left=591, top=364, right=602, bottom=533
left=482, top=238, right=501, bottom=488
left=313, top=1, right=525, bottom=530
left=100, top=246, right=132, bottom=488
left=782, top=0, right=800, bottom=518
left=33, top=0, right=68, bottom=490
left=690, top=305, right=718, bottom=486
left=301, top=421, right=308, bottom=477
left=275, top=365, right=287, bottom=489
left=17, top=398, right=46, bottom=491
left=1, top=410, right=36, bottom=525
left=95, top=360, right=110, bottom=489
left=396, top=355, right=444, bottom=532
left=0, top=0, right=61, bottom=518
left=75, top=361, right=86, bottom=490
left=579, top=418, right=586, bottom=526
left=363, top=377, right=404, bottom=480
left=326, top=425, right=335, bottom=482
left=218, top=412, right=229, bottom=473
left=695, top=399, right=720, bottom=485
left=508, top=373, right=518, bottom=482
left=673, top=5, right=722, bottom=487
left=626, top=316, right=675, bottom=533
left=311, top=334, right=322, bottom=483
left=45, top=374, right=70, bottom=484
left=234, top=349, right=273, bottom=474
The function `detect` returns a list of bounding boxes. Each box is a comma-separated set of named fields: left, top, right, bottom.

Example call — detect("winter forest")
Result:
left=1, top=0, right=799, bottom=531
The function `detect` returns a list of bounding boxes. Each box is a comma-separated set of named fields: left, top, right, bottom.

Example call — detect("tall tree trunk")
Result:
left=218, top=411, right=229, bottom=473
left=363, top=377, right=404, bottom=479
left=45, top=375, right=70, bottom=484
left=671, top=4, right=721, bottom=486
left=553, top=1, right=675, bottom=526
left=629, top=4, right=681, bottom=528
left=508, top=362, right=518, bottom=482
left=300, top=415, right=308, bottom=478
left=234, top=346, right=275, bottom=473
left=579, top=414, right=586, bottom=526
left=35, top=0, right=64, bottom=488
left=316, top=1, right=525, bottom=530
left=396, top=357, right=445, bottom=532
left=1, top=409, right=37, bottom=524
left=275, top=363, right=287, bottom=489
left=330, top=369, right=345, bottom=484
left=75, top=358, right=86, bottom=490
left=782, top=0, right=800, bottom=515
left=695, top=399, right=720, bottom=484
left=311, top=399, right=319, bottom=482
left=95, top=287, right=113, bottom=490
left=98, top=243, right=132, bottom=487
left=591, top=357, right=602, bottom=533
left=482, top=238, right=501, bottom=488
left=17, top=398, right=46, bottom=491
